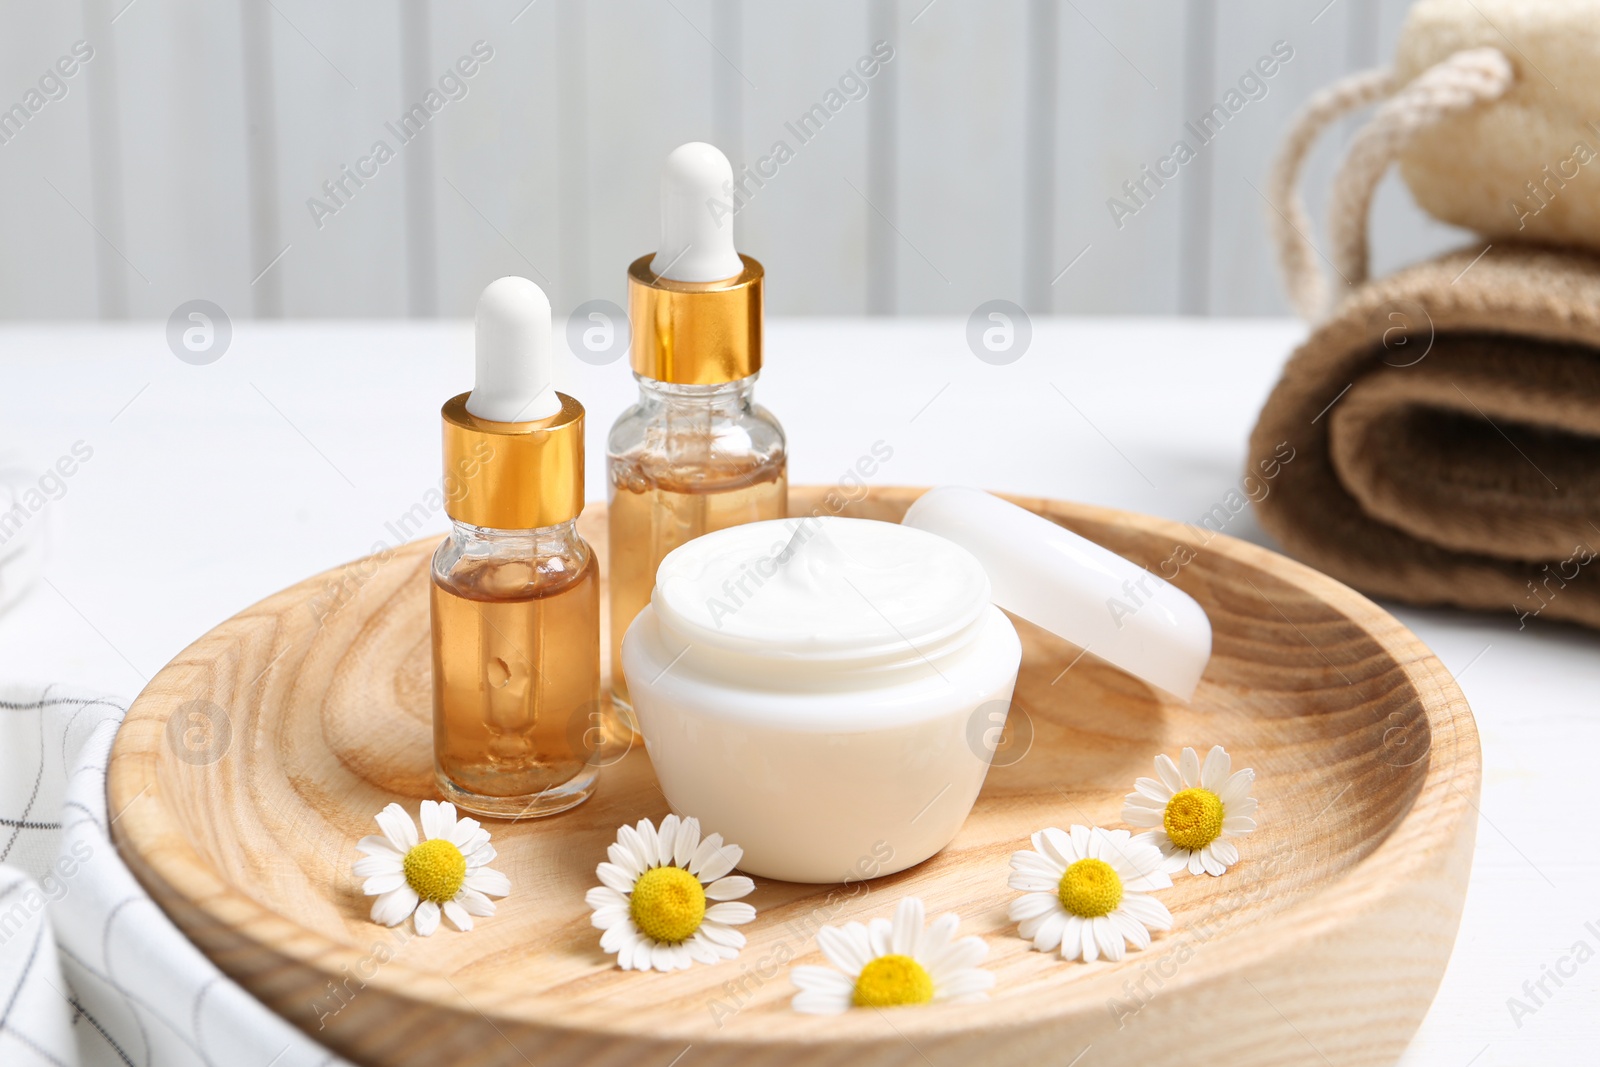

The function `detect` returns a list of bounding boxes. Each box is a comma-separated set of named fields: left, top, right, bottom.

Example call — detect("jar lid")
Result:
left=901, top=487, right=1212, bottom=700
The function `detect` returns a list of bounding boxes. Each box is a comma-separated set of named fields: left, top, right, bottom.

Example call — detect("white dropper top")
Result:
left=465, top=276, right=563, bottom=424
left=649, top=142, right=745, bottom=282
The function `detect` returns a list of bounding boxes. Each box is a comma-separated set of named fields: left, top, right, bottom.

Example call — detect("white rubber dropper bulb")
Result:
left=465, top=276, right=563, bottom=423
left=649, top=142, right=745, bottom=282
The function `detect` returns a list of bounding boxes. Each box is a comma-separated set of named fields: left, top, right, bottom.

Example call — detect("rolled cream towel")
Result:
left=1248, top=243, right=1600, bottom=629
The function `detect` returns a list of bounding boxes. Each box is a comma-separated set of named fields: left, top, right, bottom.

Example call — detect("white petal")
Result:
left=457, top=887, right=497, bottom=917
left=1069, top=824, right=1092, bottom=859
left=370, top=885, right=418, bottom=927
left=596, top=862, right=636, bottom=895
left=1223, top=816, right=1257, bottom=836
left=1220, top=767, right=1256, bottom=806
left=608, top=842, right=644, bottom=878
left=1201, top=745, right=1231, bottom=792
left=685, top=936, right=722, bottom=965
left=1132, top=777, right=1171, bottom=802
left=419, top=799, right=448, bottom=841
left=443, top=899, right=474, bottom=932
left=1178, top=747, right=1201, bottom=788
left=353, top=854, right=403, bottom=879
left=791, top=965, right=855, bottom=994
left=375, top=803, right=418, bottom=851
left=362, top=871, right=405, bottom=895
left=657, top=815, right=680, bottom=865
left=464, top=867, right=511, bottom=897
left=818, top=924, right=872, bottom=974
left=697, top=921, right=747, bottom=950
left=1008, top=892, right=1058, bottom=922
left=1079, top=916, right=1099, bottom=962
left=1027, top=910, right=1067, bottom=952
left=1009, top=870, right=1057, bottom=894
left=1199, top=845, right=1228, bottom=876
left=1057, top=915, right=1084, bottom=959
left=1120, top=892, right=1173, bottom=931
left=1154, top=753, right=1182, bottom=793
left=590, top=905, right=629, bottom=930
left=617, top=823, right=653, bottom=873
left=651, top=942, right=678, bottom=972
left=1187, top=849, right=1207, bottom=876
left=1038, top=827, right=1075, bottom=868
left=791, top=987, right=852, bottom=1015
left=1093, top=915, right=1125, bottom=960
left=1121, top=806, right=1163, bottom=828
left=705, top=901, right=756, bottom=925
left=1228, top=796, right=1260, bottom=818
left=929, top=935, right=986, bottom=977
left=601, top=920, right=638, bottom=953
left=674, top=816, right=700, bottom=867
left=450, top=815, right=484, bottom=849
left=1110, top=910, right=1151, bottom=951
left=587, top=885, right=628, bottom=910
left=462, top=839, right=495, bottom=867
left=868, top=917, right=894, bottom=958
left=917, top=913, right=960, bottom=969
left=1210, top=838, right=1240, bottom=866
left=892, top=898, right=924, bottom=956
left=636, top=819, right=661, bottom=868
left=414, top=899, right=441, bottom=936
left=704, top=875, right=754, bottom=901
left=694, top=836, right=740, bottom=882
left=937, top=969, right=995, bottom=1000
left=355, top=835, right=404, bottom=859
left=1010, top=850, right=1063, bottom=877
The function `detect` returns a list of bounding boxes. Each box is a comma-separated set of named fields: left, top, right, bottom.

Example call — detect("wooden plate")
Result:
left=108, top=487, right=1478, bottom=1067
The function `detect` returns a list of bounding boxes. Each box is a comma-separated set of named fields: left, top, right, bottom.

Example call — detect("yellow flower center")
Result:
left=1164, top=787, right=1225, bottom=850
left=629, top=866, right=706, bottom=944
left=1057, top=857, right=1123, bottom=918
left=402, top=838, right=467, bottom=904
left=852, top=954, right=934, bottom=1008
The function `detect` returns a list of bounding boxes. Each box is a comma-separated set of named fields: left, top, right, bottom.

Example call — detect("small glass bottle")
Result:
left=607, top=376, right=787, bottom=711
left=431, top=277, right=600, bottom=818
left=607, top=142, right=787, bottom=721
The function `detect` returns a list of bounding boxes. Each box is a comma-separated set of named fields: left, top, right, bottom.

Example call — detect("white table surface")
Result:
left=2, top=318, right=1592, bottom=1065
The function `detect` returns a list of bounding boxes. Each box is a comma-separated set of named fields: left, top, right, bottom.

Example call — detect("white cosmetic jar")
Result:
left=621, top=515, right=1020, bottom=883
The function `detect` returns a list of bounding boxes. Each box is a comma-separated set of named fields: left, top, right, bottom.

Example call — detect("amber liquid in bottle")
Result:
left=431, top=527, right=600, bottom=818
left=607, top=457, right=787, bottom=708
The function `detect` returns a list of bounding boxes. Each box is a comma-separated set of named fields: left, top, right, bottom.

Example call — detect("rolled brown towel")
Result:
left=1249, top=243, right=1600, bottom=629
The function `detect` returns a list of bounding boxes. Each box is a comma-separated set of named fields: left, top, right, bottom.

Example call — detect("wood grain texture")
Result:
left=107, top=486, right=1479, bottom=1067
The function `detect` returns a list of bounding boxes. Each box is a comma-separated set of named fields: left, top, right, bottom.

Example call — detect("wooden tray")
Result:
left=108, top=487, right=1478, bottom=1067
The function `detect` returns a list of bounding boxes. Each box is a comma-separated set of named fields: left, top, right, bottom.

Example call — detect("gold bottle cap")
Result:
left=441, top=391, right=584, bottom=529
left=627, top=253, right=763, bottom=384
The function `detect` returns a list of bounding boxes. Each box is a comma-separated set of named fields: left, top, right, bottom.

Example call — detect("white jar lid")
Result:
left=652, top=516, right=990, bottom=663
left=902, top=487, right=1211, bottom=700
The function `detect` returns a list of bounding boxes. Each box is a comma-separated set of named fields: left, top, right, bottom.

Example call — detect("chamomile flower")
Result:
left=355, top=800, right=510, bottom=935
left=586, top=814, right=756, bottom=972
left=1008, top=825, right=1173, bottom=962
left=1123, top=745, right=1258, bottom=877
left=790, top=897, right=993, bottom=1014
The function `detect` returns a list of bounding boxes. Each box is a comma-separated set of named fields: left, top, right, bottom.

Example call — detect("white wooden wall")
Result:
left=0, top=0, right=1475, bottom=320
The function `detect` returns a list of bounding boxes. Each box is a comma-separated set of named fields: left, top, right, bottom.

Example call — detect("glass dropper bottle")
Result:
left=606, top=143, right=788, bottom=732
left=430, top=277, right=601, bottom=818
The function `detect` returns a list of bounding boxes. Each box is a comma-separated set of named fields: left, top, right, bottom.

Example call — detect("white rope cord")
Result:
left=1267, top=67, right=1395, bottom=319
left=1268, top=47, right=1515, bottom=321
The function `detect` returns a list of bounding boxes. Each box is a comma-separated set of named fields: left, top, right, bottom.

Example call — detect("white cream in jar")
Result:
left=622, top=515, right=1020, bottom=882
left=622, top=487, right=1213, bottom=884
